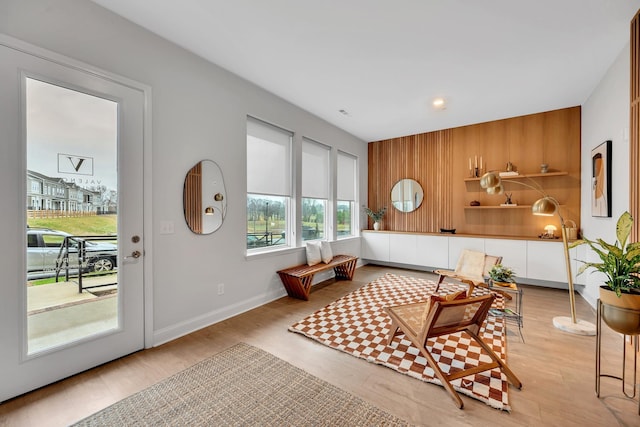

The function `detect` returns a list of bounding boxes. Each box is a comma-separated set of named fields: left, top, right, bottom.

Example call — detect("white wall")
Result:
left=579, top=43, right=630, bottom=306
left=0, top=0, right=367, bottom=345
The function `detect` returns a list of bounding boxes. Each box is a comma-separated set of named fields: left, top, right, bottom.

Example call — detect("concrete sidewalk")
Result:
left=26, top=274, right=119, bottom=353
left=27, top=274, right=118, bottom=313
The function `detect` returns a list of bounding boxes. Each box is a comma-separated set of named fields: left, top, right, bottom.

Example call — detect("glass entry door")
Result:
left=26, top=77, right=122, bottom=354
left=0, top=41, right=146, bottom=402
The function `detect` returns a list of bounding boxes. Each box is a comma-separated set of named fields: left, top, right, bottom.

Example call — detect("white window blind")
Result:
left=302, top=138, right=329, bottom=199
left=337, top=151, right=356, bottom=201
left=247, top=117, right=292, bottom=196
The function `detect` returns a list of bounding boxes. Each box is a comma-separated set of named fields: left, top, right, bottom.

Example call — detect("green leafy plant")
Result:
left=570, top=211, right=640, bottom=296
left=488, top=264, right=516, bottom=283
left=364, top=206, right=386, bottom=222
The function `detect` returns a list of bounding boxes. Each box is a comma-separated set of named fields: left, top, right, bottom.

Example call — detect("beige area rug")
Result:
left=72, top=343, right=410, bottom=426
left=289, top=273, right=512, bottom=411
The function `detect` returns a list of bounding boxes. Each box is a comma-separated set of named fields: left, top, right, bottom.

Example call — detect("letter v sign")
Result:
left=57, top=153, right=93, bottom=175
left=67, top=156, right=85, bottom=172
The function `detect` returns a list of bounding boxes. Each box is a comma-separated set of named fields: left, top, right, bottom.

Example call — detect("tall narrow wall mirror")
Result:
left=184, top=160, right=227, bottom=234
left=391, top=178, right=424, bottom=212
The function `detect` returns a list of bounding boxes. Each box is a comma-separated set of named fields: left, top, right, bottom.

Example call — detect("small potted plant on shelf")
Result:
left=570, top=211, right=640, bottom=335
left=488, top=264, right=516, bottom=287
left=364, top=206, right=386, bottom=231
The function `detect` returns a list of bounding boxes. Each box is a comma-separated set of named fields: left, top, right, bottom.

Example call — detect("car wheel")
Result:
left=91, top=257, right=114, bottom=272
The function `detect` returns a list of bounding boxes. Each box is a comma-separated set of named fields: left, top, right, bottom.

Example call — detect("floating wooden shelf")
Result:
left=464, top=171, right=568, bottom=182
left=464, top=205, right=532, bottom=210
left=464, top=204, right=566, bottom=210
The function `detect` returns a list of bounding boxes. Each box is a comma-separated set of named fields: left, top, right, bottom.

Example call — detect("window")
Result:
left=27, top=234, right=38, bottom=248
left=42, top=233, right=65, bottom=248
left=301, top=138, right=329, bottom=241
left=337, top=151, right=357, bottom=237
left=246, top=117, right=292, bottom=250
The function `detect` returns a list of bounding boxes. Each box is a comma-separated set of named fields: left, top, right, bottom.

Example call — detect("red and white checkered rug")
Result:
left=289, top=273, right=513, bottom=411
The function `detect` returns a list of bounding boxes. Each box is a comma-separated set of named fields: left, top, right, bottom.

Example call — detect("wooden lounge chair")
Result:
left=434, top=249, right=509, bottom=299
left=385, top=293, right=522, bottom=408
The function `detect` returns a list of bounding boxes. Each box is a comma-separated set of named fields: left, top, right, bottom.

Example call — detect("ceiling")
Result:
left=91, top=0, right=640, bottom=142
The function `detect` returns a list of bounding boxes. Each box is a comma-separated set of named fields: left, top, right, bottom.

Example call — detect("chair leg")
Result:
left=435, top=275, right=445, bottom=292
left=469, top=331, right=523, bottom=389
left=386, top=320, right=400, bottom=346
left=420, top=347, right=464, bottom=409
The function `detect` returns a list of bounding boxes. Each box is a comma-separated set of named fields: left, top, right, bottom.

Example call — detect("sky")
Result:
left=26, top=77, right=118, bottom=191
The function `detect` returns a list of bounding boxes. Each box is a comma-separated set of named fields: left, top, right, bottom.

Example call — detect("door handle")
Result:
left=124, top=250, right=142, bottom=260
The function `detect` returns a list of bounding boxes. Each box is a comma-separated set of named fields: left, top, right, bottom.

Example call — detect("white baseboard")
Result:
left=151, top=262, right=365, bottom=346
left=152, top=288, right=287, bottom=346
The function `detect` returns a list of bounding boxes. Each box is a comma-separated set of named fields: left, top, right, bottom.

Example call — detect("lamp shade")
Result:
left=480, top=172, right=501, bottom=189
left=487, top=184, right=504, bottom=195
left=532, top=197, right=557, bottom=216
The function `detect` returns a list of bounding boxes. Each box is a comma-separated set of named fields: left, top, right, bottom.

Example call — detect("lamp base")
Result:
left=552, top=316, right=596, bottom=336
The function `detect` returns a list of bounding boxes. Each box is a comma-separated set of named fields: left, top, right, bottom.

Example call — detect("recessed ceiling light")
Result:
left=432, top=98, right=446, bottom=109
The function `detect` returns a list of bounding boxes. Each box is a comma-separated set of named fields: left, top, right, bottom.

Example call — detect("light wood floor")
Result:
left=1, top=265, right=639, bottom=426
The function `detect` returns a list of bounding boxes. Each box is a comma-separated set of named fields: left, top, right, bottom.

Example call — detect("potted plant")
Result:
left=364, top=207, right=386, bottom=231
left=488, top=264, right=516, bottom=287
left=571, top=211, right=640, bottom=335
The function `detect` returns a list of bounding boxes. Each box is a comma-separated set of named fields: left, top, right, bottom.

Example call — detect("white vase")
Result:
left=373, top=221, right=380, bottom=231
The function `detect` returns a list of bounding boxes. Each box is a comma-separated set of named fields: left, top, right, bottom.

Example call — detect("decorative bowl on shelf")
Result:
left=470, top=200, right=480, bottom=206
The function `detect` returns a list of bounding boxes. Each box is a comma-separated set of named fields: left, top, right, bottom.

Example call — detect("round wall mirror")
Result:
left=183, top=160, right=227, bottom=234
left=391, top=178, right=424, bottom=212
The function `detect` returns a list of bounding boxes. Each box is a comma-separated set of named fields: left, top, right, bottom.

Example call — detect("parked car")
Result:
left=27, top=228, right=117, bottom=276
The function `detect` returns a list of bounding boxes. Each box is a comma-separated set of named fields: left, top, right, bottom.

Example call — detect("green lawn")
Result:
left=28, top=215, right=117, bottom=235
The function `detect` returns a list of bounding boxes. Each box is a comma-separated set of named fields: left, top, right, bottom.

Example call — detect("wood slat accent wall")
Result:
left=630, top=10, right=640, bottom=243
left=368, top=107, right=581, bottom=238
left=368, top=130, right=453, bottom=232
left=184, top=162, right=203, bottom=234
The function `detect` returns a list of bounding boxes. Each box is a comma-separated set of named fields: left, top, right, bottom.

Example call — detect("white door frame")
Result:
left=0, top=33, right=154, bottom=400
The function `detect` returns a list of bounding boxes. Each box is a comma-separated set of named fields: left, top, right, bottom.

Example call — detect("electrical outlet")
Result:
left=217, top=283, right=225, bottom=295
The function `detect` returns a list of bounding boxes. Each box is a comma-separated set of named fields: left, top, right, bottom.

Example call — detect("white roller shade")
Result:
left=302, top=138, right=329, bottom=199
left=247, top=117, right=292, bottom=196
left=337, top=151, right=356, bottom=201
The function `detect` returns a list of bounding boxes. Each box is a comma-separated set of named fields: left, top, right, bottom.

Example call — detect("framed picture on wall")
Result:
left=591, top=140, right=612, bottom=217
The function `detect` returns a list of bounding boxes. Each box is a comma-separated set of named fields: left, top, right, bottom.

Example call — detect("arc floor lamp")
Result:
left=480, top=171, right=596, bottom=336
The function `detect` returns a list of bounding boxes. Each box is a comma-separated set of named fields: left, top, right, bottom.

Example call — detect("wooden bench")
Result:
left=277, top=254, right=358, bottom=300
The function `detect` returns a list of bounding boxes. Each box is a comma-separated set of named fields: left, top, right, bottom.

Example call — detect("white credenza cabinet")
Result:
left=361, top=231, right=390, bottom=261
left=417, top=235, right=449, bottom=268
left=526, top=240, right=578, bottom=283
left=484, top=238, right=528, bottom=279
left=362, top=232, right=450, bottom=269
left=361, top=230, right=577, bottom=288
left=447, top=237, right=485, bottom=269
left=389, top=233, right=417, bottom=264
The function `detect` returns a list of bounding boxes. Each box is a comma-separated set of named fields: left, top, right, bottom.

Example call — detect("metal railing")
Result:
left=54, top=235, right=118, bottom=293
left=246, top=232, right=285, bottom=248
